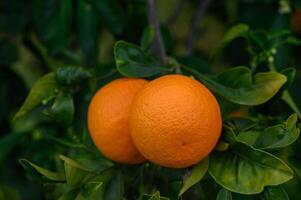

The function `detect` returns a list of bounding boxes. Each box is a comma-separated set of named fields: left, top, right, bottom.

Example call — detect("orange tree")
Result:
left=1, top=0, right=301, bottom=199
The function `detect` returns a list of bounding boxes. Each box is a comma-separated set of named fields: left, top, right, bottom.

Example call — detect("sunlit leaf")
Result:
left=238, top=114, right=300, bottom=150
left=15, top=73, right=59, bottom=119
left=209, top=142, right=293, bottom=194
left=183, top=66, right=287, bottom=105
left=59, top=155, right=93, bottom=186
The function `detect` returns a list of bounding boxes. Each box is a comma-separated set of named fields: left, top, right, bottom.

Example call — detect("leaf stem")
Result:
left=147, top=0, right=166, bottom=64
left=187, top=0, right=212, bottom=55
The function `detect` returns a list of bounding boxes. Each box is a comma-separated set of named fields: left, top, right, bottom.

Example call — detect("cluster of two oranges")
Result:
left=88, top=75, right=222, bottom=168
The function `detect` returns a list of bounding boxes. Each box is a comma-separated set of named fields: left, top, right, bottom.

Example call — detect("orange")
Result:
left=87, top=78, right=148, bottom=164
left=130, top=75, right=222, bottom=168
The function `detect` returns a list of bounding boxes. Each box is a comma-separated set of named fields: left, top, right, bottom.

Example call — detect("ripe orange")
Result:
left=130, top=75, right=222, bottom=168
left=87, top=78, right=148, bottom=164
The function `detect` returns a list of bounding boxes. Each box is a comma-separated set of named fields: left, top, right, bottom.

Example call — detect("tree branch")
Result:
left=147, top=0, right=166, bottom=64
left=187, top=0, right=212, bottom=55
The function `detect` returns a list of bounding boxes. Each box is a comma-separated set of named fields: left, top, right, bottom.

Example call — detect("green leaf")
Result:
left=217, top=189, right=233, bottom=200
left=214, top=24, right=249, bottom=55
left=237, top=130, right=261, bottom=147
left=215, top=140, right=230, bottom=151
left=51, top=137, right=88, bottom=150
left=43, top=93, right=75, bottom=126
left=179, top=158, right=209, bottom=196
left=77, top=0, right=99, bottom=66
left=74, top=180, right=103, bottom=200
left=143, top=191, right=170, bottom=200
left=87, top=0, right=124, bottom=35
left=144, top=192, right=160, bottom=200
left=222, top=24, right=250, bottom=44
left=261, top=186, right=289, bottom=200
left=149, top=192, right=160, bottom=200
left=55, top=66, right=93, bottom=86
left=223, top=125, right=239, bottom=145
left=59, top=155, right=93, bottom=186
left=15, top=73, right=59, bottom=119
left=141, top=25, right=155, bottom=51
left=209, top=142, right=293, bottom=194
left=232, top=118, right=258, bottom=133
left=12, top=106, right=50, bottom=132
left=238, top=114, right=300, bottom=150
left=247, top=31, right=268, bottom=49
left=114, top=41, right=169, bottom=77
left=19, top=159, right=65, bottom=181
left=183, top=66, right=287, bottom=105
left=81, top=181, right=103, bottom=197
left=58, top=189, right=79, bottom=200
left=76, top=168, right=116, bottom=199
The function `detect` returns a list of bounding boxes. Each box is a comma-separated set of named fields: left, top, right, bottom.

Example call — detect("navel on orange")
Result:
left=129, top=75, right=222, bottom=168
left=88, top=78, right=148, bottom=164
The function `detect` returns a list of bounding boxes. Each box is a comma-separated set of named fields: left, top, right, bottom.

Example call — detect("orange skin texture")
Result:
left=130, top=75, right=222, bottom=168
left=88, top=78, right=149, bottom=164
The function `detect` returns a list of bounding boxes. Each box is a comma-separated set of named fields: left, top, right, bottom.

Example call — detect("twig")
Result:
left=164, top=0, right=187, bottom=25
left=147, top=0, right=166, bottom=64
left=187, top=0, right=212, bottom=55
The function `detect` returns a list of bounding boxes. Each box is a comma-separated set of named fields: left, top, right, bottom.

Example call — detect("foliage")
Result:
left=1, top=0, right=301, bottom=199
